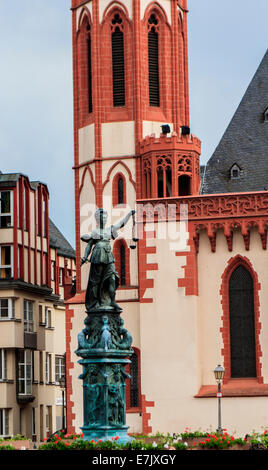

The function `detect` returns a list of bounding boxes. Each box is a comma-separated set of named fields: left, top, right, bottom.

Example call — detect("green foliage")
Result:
left=249, top=430, right=268, bottom=448
left=0, top=445, right=16, bottom=450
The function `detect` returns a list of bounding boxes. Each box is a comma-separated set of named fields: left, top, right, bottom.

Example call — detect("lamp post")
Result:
left=213, top=364, right=225, bottom=434
left=59, top=376, right=66, bottom=430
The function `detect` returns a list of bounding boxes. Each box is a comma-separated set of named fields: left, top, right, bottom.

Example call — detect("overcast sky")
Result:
left=0, top=0, right=267, bottom=247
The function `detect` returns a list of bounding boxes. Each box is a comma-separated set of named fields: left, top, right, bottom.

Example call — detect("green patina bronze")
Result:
left=76, top=208, right=135, bottom=443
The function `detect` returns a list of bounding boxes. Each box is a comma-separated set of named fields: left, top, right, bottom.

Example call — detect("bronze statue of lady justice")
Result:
left=81, top=208, right=135, bottom=313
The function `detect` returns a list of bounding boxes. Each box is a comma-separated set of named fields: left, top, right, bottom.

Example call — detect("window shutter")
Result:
left=112, top=27, right=125, bottom=107
left=87, top=31, right=93, bottom=113
left=148, top=27, right=160, bottom=107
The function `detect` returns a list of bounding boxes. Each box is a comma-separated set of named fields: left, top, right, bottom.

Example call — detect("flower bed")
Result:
left=36, top=428, right=268, bottom=451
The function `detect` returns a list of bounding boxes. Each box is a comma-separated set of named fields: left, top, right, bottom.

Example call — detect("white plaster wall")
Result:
left=140, top=0, right=171, bottom=24
left=79, top=124, right=95, bottom=164
left=102, top=122, right=135, bottom=158
left=99, top=0, right=132, bottom=22
left=139, top=226, right=199, bottom=434
left=142, top=121, right=173, bottom=139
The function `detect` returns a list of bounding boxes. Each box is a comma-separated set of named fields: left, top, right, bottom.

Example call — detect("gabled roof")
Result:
left=49, top=218, right=76, bottom=259
left=202, top=49, right=268, bottom=194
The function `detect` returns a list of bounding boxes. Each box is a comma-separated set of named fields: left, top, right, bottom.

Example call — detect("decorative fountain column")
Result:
left=75, top=208, right=135, bottom=443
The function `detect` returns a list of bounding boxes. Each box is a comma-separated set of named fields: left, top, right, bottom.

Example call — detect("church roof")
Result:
left=201, top=49, right=268, bottom=194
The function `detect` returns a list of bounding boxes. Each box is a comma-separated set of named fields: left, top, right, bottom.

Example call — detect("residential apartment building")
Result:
left=0, top=172, right=75, bottom=440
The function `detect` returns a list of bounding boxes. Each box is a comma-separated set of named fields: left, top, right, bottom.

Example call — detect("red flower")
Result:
left=115, top=436, right=119, bottom=441
left=55, top=440, right=58, bottom=444
left=81, top=433, right=84, bottom=438
left=231, top=436, right=235, bottom=441
left=61, top=429, right=65, bottom=433
left=65, top=442, right=69, bottom=446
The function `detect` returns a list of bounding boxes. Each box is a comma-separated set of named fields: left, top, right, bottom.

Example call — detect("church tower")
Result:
left=71, top=0, right=201, bottom=293
left=67, top=0, right=203, bottom=435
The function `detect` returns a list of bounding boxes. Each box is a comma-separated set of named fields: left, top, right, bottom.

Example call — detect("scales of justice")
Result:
left=75, top=208, right=138, bottom=443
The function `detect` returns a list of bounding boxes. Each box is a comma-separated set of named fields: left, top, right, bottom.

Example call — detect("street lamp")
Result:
left=59, top=375, right=66, bottom=430
left=213, top=364, right=225, bottom=434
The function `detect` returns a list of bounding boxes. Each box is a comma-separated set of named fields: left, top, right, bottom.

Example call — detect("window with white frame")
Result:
left=24, top=300, right=34, bottom=332
left=55, top=356, right=65, bottom=384
left=18, top=349, right=32, bottom=395
left=45, top=307, right=51, bottom=328
left=0, top=349, right=7, bottom=380
left=230, top=163, right=241, bottom=180
left=59, top=268, right=64, bottom=286
left=51, top=261, right=55, bottom=281
left=0, top=409, right=10, bottom=437
left=45, top=353, right=52, bottom=384
left=0, top=298, right=15, bottom=319
left=0, top=245, right=13, bottom=279
left=0, top=191, right=13, bottom=228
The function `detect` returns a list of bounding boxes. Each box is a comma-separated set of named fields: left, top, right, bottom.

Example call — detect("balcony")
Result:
left=24, top=331, right=37, bottom=349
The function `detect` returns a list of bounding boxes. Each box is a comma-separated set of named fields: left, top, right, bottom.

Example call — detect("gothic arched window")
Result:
left=130, top=352, right=139, bottom=407
left=229, top=265, right=256, bottom=378
left=118, top=176, right=124, bottom=205
left=120, top=243, right=126, bottom=286
left=87, top=24, right=93, bottom=113
left=113, top=173, right=126, bottom=206
left=178, top=174, right=191, bottom=196
left=148, top=14, right=160, bottom=107
left=111, top=14, right=125, bottom=107
left=157, top=156, right=172, bottom=198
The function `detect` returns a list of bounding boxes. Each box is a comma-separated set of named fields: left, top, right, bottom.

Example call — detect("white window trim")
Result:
left=55, top=356, right=65, bottom=385
left=0, top=298, right=15, bottom=320
left=59, top=268, right=64, bottom=287
left=0, top=349, right=7, bottom=380
left=45, top=353, right=52, bottom=384
left=18, top=350, right=32, bottom=396
left=24, top=300, right=34, bottom=332
left=0, top=245, right=13, bottom=279
left=45, top=307, right=51, bottom=328
left=0, top=409, right=10, bottom=437
left=0, top=191, right=13, bottom=228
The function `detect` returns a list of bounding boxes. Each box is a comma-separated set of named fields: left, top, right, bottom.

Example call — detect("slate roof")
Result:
left=49, top=218, right=76, bottom=259
left=201, top=49, right=268, bottom=194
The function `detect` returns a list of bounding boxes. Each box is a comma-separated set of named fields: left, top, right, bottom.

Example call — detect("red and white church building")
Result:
left=65, top=0, right=268, bottom=435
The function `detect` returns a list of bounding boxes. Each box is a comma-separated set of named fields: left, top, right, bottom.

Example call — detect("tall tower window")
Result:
left=87, top=24, right=93, bottom=113
left=120, top=243, right=126, bottom=286
left=130, top=352, right=139, bottom=407
left=118, top=176, right=124, bottom=205
left=148, top=14, right=160, bottom=107
left=157, top=156, right=172, bottom=198
left=111, top=14, right=125, bottom=107
left=229, top=265, right=256, bottom=378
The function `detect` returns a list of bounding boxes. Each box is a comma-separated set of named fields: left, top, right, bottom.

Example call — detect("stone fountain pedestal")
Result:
left=75, top=308, right=133, bottom=444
